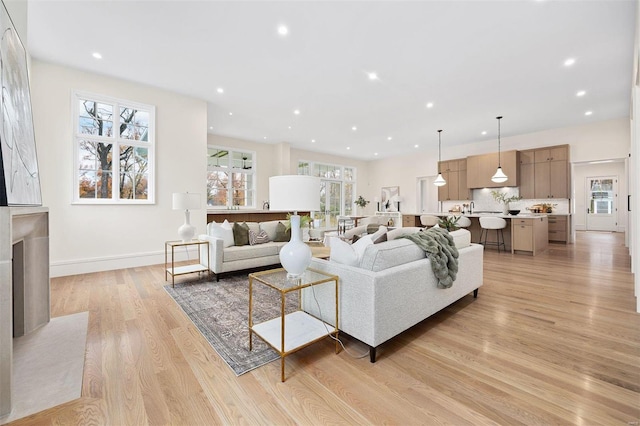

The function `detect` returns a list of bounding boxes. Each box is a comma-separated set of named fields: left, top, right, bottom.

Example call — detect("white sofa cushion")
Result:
left=259, top=220, right=281, bottom=241
left=207, top=220, right=235, bottom=248
left=359, top=239, right=425, bottom=272
left=223, top=242, right=282, bottom=262
left=387, top=227, right=423, bottom=241
left=330, top=235, right=373, bottom=266
left=449, top=229, right=471, bottom=249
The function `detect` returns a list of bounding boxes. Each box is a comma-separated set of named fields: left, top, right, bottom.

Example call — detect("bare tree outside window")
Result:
left=74, top=93, right=154, bottom=203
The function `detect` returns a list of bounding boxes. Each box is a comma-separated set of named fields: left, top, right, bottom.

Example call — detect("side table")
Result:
left=165, top=240, right=210, bottom=287
left=249, top=268, right=339, bottom=382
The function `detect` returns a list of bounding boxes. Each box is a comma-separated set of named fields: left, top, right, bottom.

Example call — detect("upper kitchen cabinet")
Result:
left=467, top=150, right=520, bottom=188
left=519, top=149, right=536, bottom=199
left=438, top=158, right=471, bottom=201
left=533, top=145, right=569, bottom=199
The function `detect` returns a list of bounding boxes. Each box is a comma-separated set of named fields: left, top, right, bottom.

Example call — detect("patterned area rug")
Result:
left=164, top=272, right=298, bottom=376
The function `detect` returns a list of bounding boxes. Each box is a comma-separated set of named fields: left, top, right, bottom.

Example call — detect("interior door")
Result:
left=586, top=176, right=617, bottom=231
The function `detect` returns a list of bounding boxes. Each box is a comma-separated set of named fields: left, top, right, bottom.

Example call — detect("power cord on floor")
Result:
left=309, top=284, right=370, bottom=359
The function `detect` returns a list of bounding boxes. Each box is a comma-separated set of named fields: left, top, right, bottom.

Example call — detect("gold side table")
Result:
left=165, top=240, right=210, bottom=287
left=249, top=268, right=339, bottom=382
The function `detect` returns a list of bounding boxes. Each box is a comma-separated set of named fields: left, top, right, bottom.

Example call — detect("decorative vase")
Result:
left=502, top=203, right=510, bottom=215
left=279, top=214, right=312, bottom=278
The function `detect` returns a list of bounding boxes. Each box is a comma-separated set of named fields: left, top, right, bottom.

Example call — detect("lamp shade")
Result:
left=269, top=175, right=320, bottom=212
left=172, top=192, right=201, bottom=210
left=434, top=173, right=446, bottom=186
left=491, top=167, right=508, bottom=183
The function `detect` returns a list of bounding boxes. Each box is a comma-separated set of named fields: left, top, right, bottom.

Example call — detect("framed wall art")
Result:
left=0, top=1, right=41, bottom=206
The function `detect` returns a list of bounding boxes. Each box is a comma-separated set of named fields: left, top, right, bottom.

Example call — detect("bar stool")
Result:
left=479, top=217, right=507, bottom=253
left=420, top=215, right=439, bottom=228
left=452, top=215, right=471, bottom=228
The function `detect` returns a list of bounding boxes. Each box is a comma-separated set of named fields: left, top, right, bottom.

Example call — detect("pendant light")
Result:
left=491, top=116, right=508, bottom=183
left=433, top=129, right=446, bottom=187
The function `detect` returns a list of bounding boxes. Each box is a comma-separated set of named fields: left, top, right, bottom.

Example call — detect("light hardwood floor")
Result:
left=9, top=231, right=640, bottom=425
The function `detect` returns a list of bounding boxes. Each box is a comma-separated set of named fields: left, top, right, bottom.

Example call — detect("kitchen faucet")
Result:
left=469, top=201, right=474, bottom=214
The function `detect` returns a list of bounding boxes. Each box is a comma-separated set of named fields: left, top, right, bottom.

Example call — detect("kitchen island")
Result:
left=403, top=212, right=551, bottom=255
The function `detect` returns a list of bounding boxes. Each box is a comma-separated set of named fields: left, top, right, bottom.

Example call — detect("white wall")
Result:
left=31, top=61, right=207, bottom=277
left=368, top=118, right=631, bottom=214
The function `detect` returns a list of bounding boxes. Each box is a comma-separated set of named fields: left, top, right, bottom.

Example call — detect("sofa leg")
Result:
left=216, top=273, right=219, bottom=282
left=369, top=346, right=376, bottom=363
left=473, top=288, right=478, bottom=298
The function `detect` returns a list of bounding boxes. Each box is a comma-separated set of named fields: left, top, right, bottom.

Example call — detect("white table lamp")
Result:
left=173, top=192, right=201, bottom=242
left=269, top=175, right=320, bottom=277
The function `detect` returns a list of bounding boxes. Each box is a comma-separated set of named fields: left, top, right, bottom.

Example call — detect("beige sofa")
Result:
left=198, top=220, right=288, bottom=280
left=302, top=229, right=483, bottom=362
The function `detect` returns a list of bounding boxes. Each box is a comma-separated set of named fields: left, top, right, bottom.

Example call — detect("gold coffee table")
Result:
left=248, top=268, right=339, bottom=382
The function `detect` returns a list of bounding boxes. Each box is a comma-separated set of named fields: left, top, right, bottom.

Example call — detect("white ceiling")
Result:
left=26, top=0, right=636, bottom=160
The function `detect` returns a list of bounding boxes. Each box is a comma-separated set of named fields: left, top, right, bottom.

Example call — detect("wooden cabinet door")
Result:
left=457, top=159, right=467, bottom=171
left=513, top=222, right=533, bottom=251
left=534, top=161, right=551, bottom=198
left=448, top=171, right=460, bottom=200
left=437, top=171, right=449, bottom=201
left=458, top=169, right=471, bottom=200
left=520, top=149, right=535, bottom=165
left=534, top=149, right=551, bottom=163
left=549, top=160, right=568, bottom=198
left=549, top=146, right=568, bottom=161
left=520, top=163, right=535, bottom=199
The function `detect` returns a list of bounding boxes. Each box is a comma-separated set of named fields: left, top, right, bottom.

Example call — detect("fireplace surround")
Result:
left=0, top=207, right=50, bottom=417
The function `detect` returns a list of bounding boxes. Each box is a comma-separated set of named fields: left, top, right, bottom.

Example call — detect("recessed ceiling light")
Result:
left=229, top=112, right=233, bottom=116
left=414, top=144, right=420, bottom=148
left=263, top=136, right=267, bottom=140
left=92, top=52, right=102, bottom=59
left=346, top=147, right=351, bottom=150
left=564, top=58, right=576, bottom=67
left=352, top=126, right=357, bottom=131
left=288, top=126, right=292, bottom=129
left=277, top=25, right=289, bottom=36
left=576, top=90, right=586, bottom=97
left=311, top=139, right=316, bottom=143
left=293, top=109, right=300, bottom=115
left=387, top=136, right=392, bottom=141
left=426, top=102, right=434, bottom=108
left=481, top=131, right=487, bottom=135
left=367, top=72, right=378, bottom=81
left=216, top=87, right=224, bottom=94
left=585, top=111, right=593, bottom=116
left=209, top=126, right=213, bottom=130
left=374, top=152, right=378, bottom=156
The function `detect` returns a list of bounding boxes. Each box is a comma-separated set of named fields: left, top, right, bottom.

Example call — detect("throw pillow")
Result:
left=232, top=222, right=250, bottom=246
left=249, top=229, right=270, bottom=245
left=273, top=221, right=291, bottom=242
left=366, top=224, right=380, bottom=234
left=370, top=225, right=388, bottom=244
left=330, top=235, right=373, bottom=266
left=208, top=220, right=234, bottom=248
left=374, top=232, right=387, bottom=244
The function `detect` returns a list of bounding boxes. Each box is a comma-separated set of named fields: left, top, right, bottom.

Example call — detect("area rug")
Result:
left=164, top=273, right=298, bottom=376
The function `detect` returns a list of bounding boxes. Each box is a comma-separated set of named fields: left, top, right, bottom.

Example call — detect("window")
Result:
left=74, top=92, right=155, bottom=203
left=207, top=147, right=255, bottom=208
left=298, top=161, right=356, bottom=225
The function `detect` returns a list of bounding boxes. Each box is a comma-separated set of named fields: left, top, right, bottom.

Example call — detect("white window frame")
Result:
left=72, top=91, right=155, bottom=204
left=207, top=145, right=257, bottom=209
left=298, top=160, right=357, bottom=217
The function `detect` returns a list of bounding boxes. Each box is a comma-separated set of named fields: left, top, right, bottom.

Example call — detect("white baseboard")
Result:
left=50, top=247, right=200, bottom=278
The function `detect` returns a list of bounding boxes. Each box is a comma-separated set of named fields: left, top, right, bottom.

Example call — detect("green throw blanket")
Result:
left=401, top=227, right=459, bottom=289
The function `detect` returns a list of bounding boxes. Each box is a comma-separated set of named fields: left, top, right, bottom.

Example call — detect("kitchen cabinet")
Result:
left=466, top=150, right=520, bottom=188
left=438, top=158, right=471, bottom=201
left=519, top=149, right=535, bottom=199
left=511, top=216, right=548, bottom=255
left=533, top=145, right=569, bottom=199
left=548, top=215, right=568, bottom=243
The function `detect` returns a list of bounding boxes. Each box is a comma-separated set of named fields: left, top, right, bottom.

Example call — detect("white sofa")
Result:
left=198, top=220, right=289, bottom=280
left=302, top=229, right=483, bottom=362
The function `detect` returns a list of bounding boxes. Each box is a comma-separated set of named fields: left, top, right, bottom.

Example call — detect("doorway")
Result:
left=417, top=176, right=439, bottom=213
left=586, top=176, right=617, bottom=232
